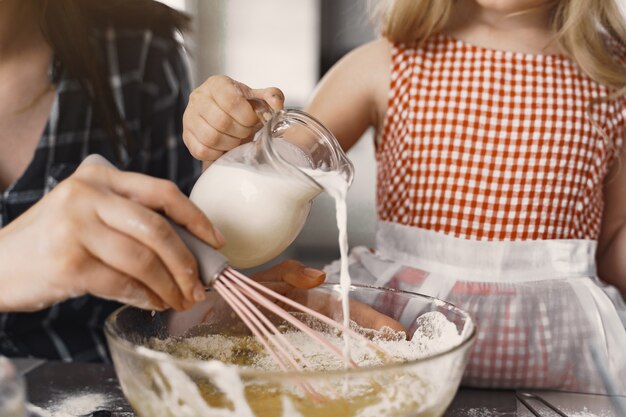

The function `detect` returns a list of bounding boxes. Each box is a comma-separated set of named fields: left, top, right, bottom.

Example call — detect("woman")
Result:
left=0, top=0, right=325, bottom=362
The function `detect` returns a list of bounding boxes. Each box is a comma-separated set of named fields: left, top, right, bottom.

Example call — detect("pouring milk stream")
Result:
left=189, top=101, right=355, bottom=361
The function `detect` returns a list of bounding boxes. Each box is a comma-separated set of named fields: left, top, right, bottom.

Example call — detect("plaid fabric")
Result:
left=378, top=33, right=626, bottom=241
left=0, top=27, right=200, bottom=362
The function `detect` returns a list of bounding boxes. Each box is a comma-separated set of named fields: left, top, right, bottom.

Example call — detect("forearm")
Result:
left=597, top=222, right=626, bottom=294
left=305, top=38, right=391, bottom=152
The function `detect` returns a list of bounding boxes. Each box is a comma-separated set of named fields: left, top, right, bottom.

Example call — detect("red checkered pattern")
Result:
left=374, top=34, right=626, bottom=389
left=377, top=33, right=626, bottom=241
left=448, top=281, right=583, bottom=390
left=376, top=267, right=595, bottom=390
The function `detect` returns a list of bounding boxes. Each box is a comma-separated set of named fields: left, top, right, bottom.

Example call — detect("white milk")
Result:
left=305, top=169, right=353, bottom=364
left=190, top=161, right=320, bottom=269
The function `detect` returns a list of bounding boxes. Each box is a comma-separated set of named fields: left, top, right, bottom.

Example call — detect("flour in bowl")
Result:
left=140, top=311, right=465, bottom=417
left=150, top=311, right=463, bottom=372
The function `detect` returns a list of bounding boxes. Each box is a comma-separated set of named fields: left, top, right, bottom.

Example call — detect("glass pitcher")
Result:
left=190, top=101, right=354, bottom=269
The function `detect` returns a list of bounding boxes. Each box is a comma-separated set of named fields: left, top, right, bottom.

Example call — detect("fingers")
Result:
left=251, top=87, right=285, bottom=111
left=93, top=193, right=209, bottom=308
left=209, top=76, right=261, bottom=128
left=251, top=259, right=325, bottom=289
left=249, top=258, right=402, bottom=331
left=184, top=117, right=243, bottom=151
left=256, top=282, right=405, bottom=333
left=71, top=164, right=218, bottom=311
left=183, top=77, right=252, bottom=161
left=303, top=292, right=407, bottom=333
left=183, top=75, right=285, bottom=162
left=79, top=259, right=166, bottom=311
left=196, top=99, right=257, bottom=139
left=183, top=129, right=229, bottom=163
left=347, top=299, right=407, bottom=333
left=81, top=212, right=190, bottom=311
left=81, top=165, right=225, bottom=249
left=183, top=107, right=247, bottom=162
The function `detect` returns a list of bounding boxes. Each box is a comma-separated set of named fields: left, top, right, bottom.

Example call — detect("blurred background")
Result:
left=160, top=0, right=380, bottom=269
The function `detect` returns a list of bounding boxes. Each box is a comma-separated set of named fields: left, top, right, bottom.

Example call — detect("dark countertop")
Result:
left=15, top=359, right=624, bottom=417
left=20, top=360, right=134, bottom=416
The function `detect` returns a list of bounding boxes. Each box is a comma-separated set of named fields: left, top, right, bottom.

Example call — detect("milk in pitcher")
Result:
left=190, top=145, right=321, bottom=269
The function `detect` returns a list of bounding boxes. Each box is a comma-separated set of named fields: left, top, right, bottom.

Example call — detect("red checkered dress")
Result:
left=376, top=33, right=626, bottom=389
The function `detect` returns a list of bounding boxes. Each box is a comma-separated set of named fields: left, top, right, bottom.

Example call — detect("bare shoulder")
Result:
left=344, top=37, right=391, bottom=62
left=315, top=38, right=391, bottom=128
left=330, top=38, right=391, bottom=84
left=306, top=38, right=392, bottom=149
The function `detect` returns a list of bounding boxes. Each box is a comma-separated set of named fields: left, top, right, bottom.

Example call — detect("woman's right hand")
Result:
left=0, top=162, right=225, bottom=313
left=182, top=75, right=284, bottom=163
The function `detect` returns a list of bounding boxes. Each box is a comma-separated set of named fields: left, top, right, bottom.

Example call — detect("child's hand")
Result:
left=183, top=75, right=285, bottom=163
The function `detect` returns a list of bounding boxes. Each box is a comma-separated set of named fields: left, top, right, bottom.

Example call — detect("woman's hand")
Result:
left=0, top=162, right=225, bottom=313
left=182, top=75, right=284, bottom=163
left=170, top=259, right=405, bottom=335
left=251, top=259, right=326, bottom=289
left=253, top=261, right=406, bottom=332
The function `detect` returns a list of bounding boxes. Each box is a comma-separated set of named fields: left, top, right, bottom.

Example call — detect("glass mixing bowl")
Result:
left=105, top=284, right=476, bottom=417
left=0, top=357, right=26, bottom=417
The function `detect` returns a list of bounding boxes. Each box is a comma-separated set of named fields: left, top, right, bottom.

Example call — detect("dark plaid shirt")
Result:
left=0, top=27, right=200, bottom=362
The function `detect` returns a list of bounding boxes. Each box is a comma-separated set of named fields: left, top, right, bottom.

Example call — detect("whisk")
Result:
left=174, top=222, right=390, bottom=398
left=82, top=154, right=390, bottom=399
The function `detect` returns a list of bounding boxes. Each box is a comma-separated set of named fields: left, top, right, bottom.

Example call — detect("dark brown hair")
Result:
left=34, top=0, right=191, bottom=155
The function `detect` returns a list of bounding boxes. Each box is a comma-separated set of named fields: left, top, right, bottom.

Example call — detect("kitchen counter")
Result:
left=16, top=359, right=624, bottom=417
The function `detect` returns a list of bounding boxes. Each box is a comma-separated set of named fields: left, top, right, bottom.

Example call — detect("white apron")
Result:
left=325, top=221, right=626, bottom=394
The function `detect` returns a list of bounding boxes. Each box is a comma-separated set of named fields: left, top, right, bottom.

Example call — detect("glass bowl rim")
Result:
left=104, top=283, right=477, bottom=379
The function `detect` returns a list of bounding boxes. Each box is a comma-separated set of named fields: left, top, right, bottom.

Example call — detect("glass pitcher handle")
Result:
left=248, top=98, right=274, bottom=124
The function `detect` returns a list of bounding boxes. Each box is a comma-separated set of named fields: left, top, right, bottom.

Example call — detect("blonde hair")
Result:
left=376, top=0, right=626, bottom=93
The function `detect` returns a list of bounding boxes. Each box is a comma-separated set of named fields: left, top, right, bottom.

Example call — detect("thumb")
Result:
left=251, top=87, right=285, bottom=111
left=251, top=259, right=325, bottom=289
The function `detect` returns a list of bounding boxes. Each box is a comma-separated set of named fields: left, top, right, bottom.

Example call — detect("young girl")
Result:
left=183, top=0, right=626, bottom=393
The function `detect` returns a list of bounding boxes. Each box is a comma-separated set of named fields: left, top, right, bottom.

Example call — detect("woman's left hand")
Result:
left=169, top=259, right=405, bottom=334
left=254, top=260, right=406, bottom=332
left=251, top=259, right=326, bottom=289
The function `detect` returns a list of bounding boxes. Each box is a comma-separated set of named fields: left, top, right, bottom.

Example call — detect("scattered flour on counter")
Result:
left=27, top=392, right=110, bottom=417
left=518, top=404, right=614, bottom=417
left=457, top=407, right=515, bottom=417
left=566, top=409, right=613, bottom=417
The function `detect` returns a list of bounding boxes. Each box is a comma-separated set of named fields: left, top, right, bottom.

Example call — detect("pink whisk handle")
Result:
left=168, top=221, right=229, bottom=286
